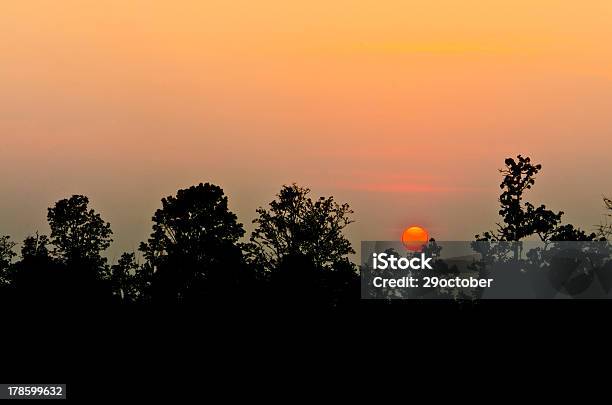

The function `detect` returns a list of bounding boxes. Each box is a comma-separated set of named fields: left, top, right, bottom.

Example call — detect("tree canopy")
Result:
left=477, top=155, right=597, bottom=243
left=249, top=184, right=355, bottom=271
left=47, top=195, right=113, bottom=265
left=139, top=183, right=247, bottom=302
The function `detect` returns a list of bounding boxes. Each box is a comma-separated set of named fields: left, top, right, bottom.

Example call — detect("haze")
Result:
left=2, top=1, right=612, bottom=260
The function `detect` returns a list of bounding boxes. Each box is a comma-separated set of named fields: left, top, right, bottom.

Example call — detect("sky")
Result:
left=2, top=1, right=612, bottom=261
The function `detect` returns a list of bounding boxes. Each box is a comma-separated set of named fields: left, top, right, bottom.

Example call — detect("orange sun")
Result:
left=401, top=226, right=429, bottom=251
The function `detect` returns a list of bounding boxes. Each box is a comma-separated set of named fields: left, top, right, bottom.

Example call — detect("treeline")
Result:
left=1, top=155, right=611, bottom=305
left=0, top=184, right=359, bottom=306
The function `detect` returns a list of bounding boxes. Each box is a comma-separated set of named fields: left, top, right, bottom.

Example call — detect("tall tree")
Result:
left=475, top=155, right=597, bottom=260
left=139, top=183, right=248, bottom=302
left=46, top=195, right=114, bottom=303
left=480, top=155, right=563, bottom=242
left=47, top=195, right=113, bottom=265
left=248, top=184, right=358, bottom=306
left=249, top=184, right=355, bottom=271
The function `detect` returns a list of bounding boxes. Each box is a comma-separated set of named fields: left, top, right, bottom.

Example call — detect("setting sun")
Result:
left=401, top=226, right=429, bottom=251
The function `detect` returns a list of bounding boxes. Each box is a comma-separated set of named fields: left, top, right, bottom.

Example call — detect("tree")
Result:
left=45, top=195, right=114, bottom=303
left=479, top=155, right=562, bottom=241
left=475, top=155, right=597, bottom=260
left=139, top=183, right=248, bottom=302
left=110, top=252, right=143, bottom=303
left=249, top=184, right=355, bottom=271
left=21, top=233, right=50, bottom=260
left=47, top=195, right=113, bottom=265
left=248, top=184, right=358, bottom=306
left=597, top=197, right=612, bottom=239
left=11, top=233, right=66, bottom=303
left=0, top=234, right=16, bottom=288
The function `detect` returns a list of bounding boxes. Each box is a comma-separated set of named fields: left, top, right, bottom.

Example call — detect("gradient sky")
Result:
left=2, top=1, right=612, bottom=261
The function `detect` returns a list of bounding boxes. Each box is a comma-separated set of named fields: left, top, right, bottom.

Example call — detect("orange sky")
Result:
left=2, top=1, right=612, bottom=260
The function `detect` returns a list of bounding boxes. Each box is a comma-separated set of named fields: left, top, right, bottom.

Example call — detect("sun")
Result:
left=401, top=226, right=429, bottom=251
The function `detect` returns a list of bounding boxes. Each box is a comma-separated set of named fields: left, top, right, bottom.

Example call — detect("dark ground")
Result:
left=1, top=299, right=606, bottom=401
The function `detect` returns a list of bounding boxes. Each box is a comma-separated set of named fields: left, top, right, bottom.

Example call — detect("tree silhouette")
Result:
left=110, top=252, right=143, bottom=303
left=42, top=195, right=115, bottom=303
left=139, top=183, right=250, bottom=303
left=249, top=184, right=355, bottom=270
left=11, top=233, right=67, bottom=303
left=597, top=197, right=612, bottom=239
left=475, top=155, right=597, bottom=260
left=47, top=195, right=113, bottom=265
left=21, top=233, right=50, bottom=260
left=0, top=234, right=16, bottom=288
left=248, top=184, right=358, bottom=306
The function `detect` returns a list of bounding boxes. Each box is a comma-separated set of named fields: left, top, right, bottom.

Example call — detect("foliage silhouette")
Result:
left=48, top=195, right=113, bottom=266
left=0, top=234, right=16, bottom=289
left=2, top=158, right=608, bottom=305
left=110, top=252, right=143, bottom=303
left=474, top=155, right=598, bottom=262
left=2, top=184, right=359, bottom=305
left=248, top=184, right=358, bottom=306
left=597, top=197, right=612, bottom=239
left=8, top=197, right=116, bottom=305
left=466, top=155, right=611, bottom=298
left=138, top=183, right=252, bottom=303
left=248, top=184, right=355, bottom=270
left=49, top=196, right=115, bottom=304
left=11, top=233, right=67, bottom=303
left=21, top=233, right=50, bottom=260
